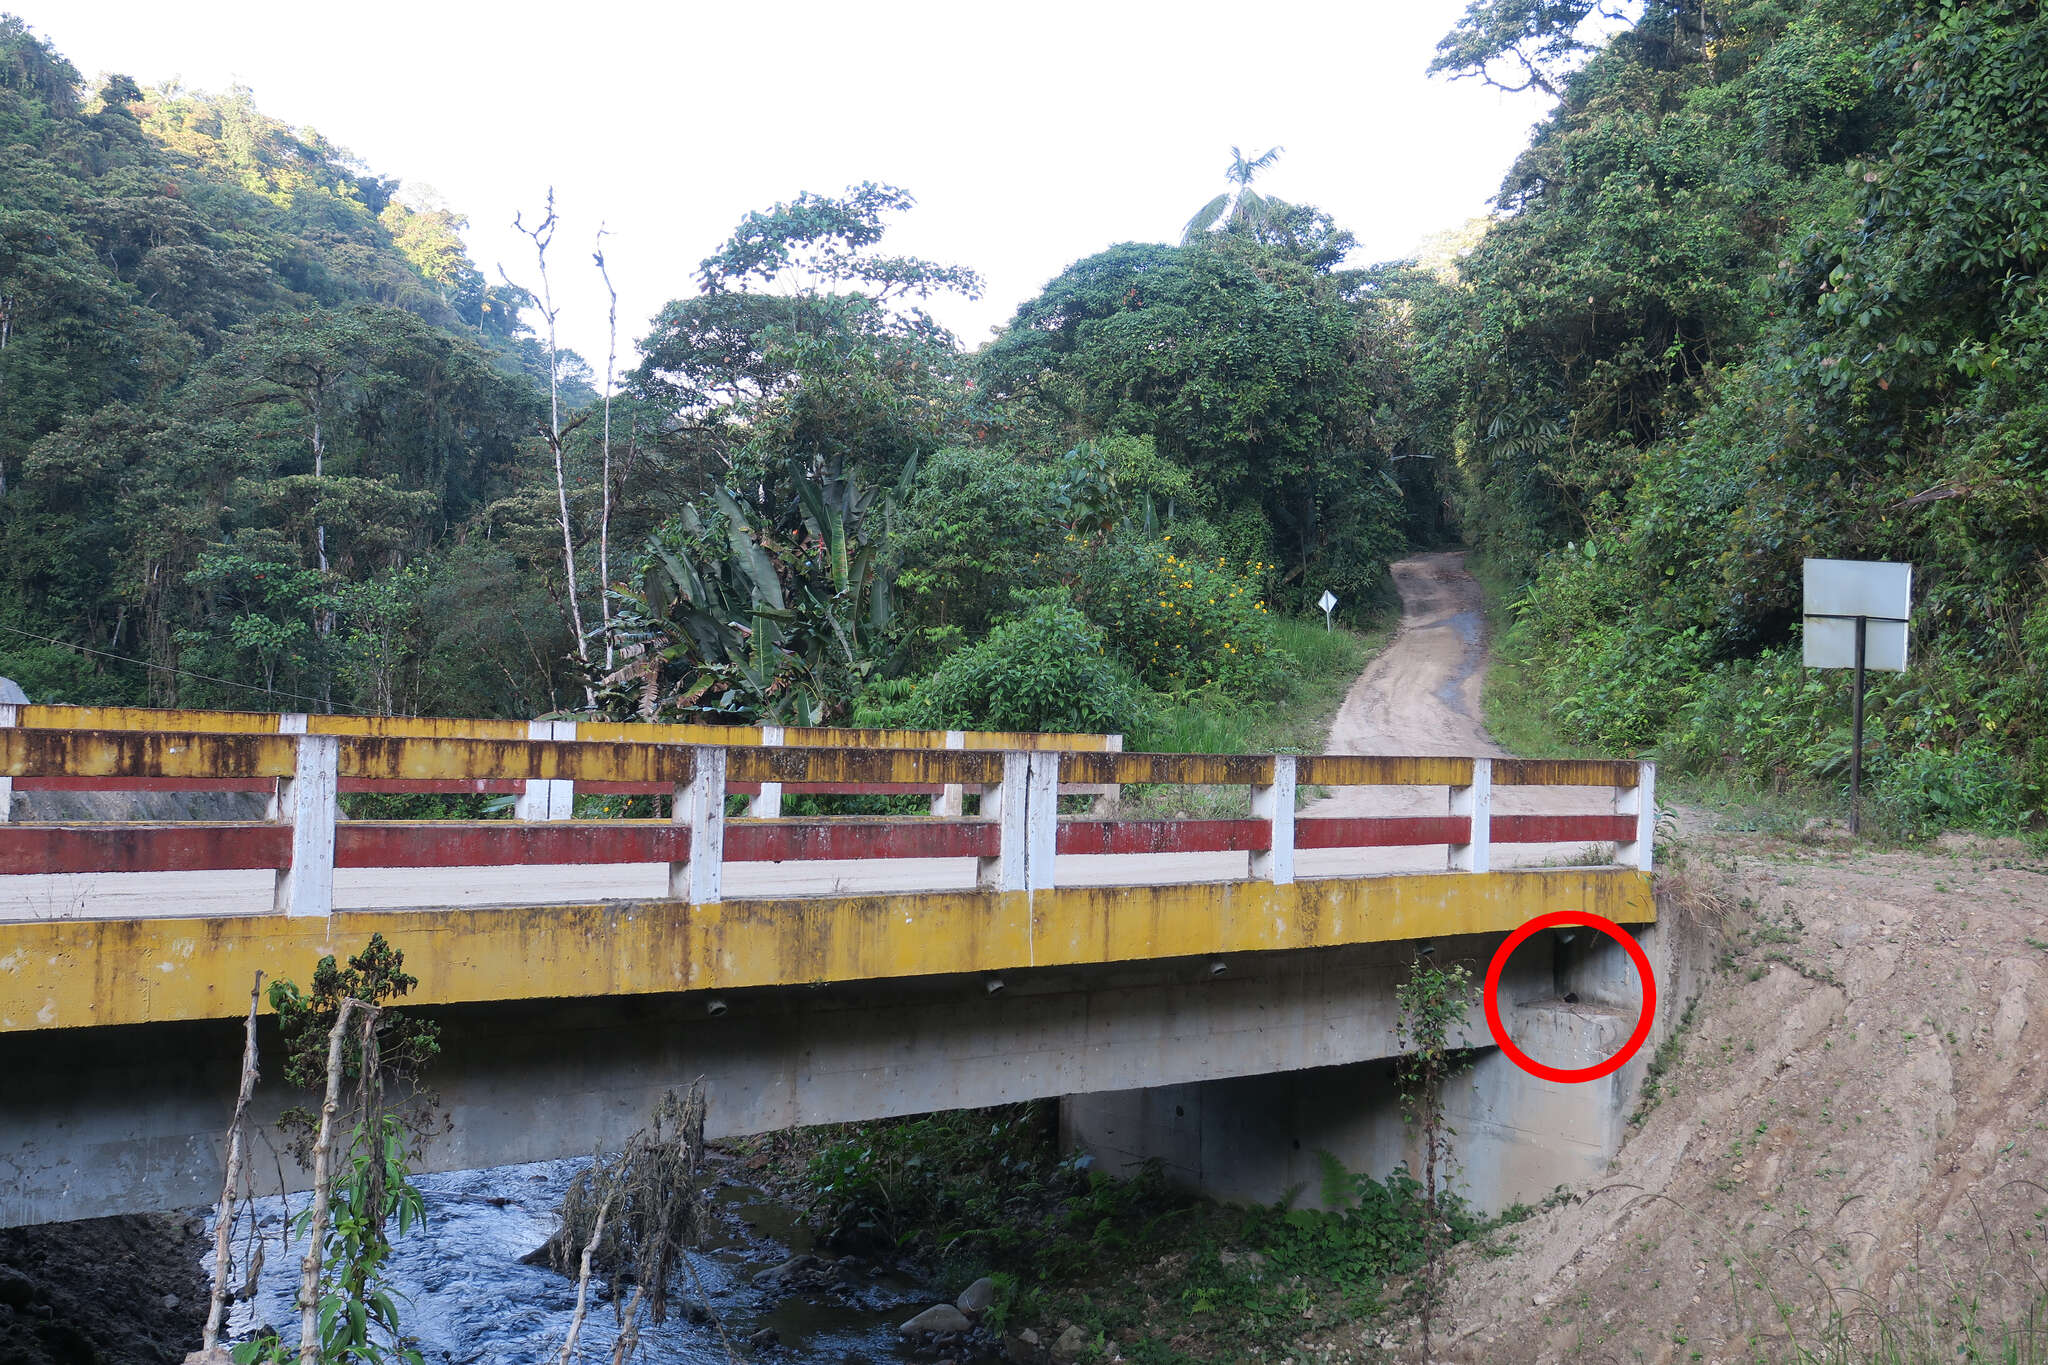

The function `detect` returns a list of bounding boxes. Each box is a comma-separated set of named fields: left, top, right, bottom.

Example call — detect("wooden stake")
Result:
left=202, top=972, right=264, bottom=1351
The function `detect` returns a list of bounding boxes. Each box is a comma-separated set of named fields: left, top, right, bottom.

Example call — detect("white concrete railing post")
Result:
left=747, top=726, right=785, bottom=819
left=1250, top=754, right=1297, bottom=885
left=1024, top=751, right=1061, bottom=894
left=931, top=730, right=967, bottom=818
left=671, top=746, right=726, bottom=903
left=1615, top=761, right=1656, bottom=872
left=515, top=720, right=577, bottom=820
left=976, top=751, right=1029, bottom=892
left=0, top=702, right=16, bottom=823
left=273, top=733, right=339, bottom=917
left=1449, top=757, right=1492, bottom=873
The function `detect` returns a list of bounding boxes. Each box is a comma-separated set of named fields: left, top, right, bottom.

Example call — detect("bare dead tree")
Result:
left=507, top=189, right=595, bottom=705
left=558, top=1189, right=613, bottom=1365
left=202, top=973, right=265, bottom=1352
left=550, top=1083, right=727, bottom=1363
left=297, top=998, right=375, bottom=1365
left=593, top=227, right=620, bottom=671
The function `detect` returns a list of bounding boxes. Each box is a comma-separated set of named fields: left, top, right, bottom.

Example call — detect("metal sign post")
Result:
left=1802, top=559, right=1911, bottom=834
left=1318, top=589, right=1338, bottom=631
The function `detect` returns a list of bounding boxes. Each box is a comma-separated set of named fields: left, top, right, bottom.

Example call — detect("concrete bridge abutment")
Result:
left=1061, top=910, right=1706, bottom=1215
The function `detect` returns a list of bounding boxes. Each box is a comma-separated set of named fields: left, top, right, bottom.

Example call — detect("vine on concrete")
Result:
left=1395, top=954, right=1474, bottom=1360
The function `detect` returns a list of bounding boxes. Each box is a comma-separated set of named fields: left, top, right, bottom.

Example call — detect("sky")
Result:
left=19, top=1, right=1555, bottom=370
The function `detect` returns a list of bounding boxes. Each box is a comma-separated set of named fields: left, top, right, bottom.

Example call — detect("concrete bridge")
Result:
left=0, top=703, right=1662, bottom=1228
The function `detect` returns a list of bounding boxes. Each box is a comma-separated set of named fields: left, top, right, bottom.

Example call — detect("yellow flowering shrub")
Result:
left=1075, top=536, right=1286, bottom=696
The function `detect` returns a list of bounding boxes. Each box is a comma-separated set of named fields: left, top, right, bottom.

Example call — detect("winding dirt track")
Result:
left=1293, top=550, right=1606, bottom=874
left=0, top=552, right=1605, bottom=918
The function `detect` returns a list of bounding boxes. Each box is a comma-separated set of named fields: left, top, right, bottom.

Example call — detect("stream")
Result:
left=217, top=1156, right=952, bottom=1363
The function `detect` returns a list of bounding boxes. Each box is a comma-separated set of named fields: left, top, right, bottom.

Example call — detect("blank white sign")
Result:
left=1804, top=558, right=1911, bottom=619
left=1803, top=558, right=1912, bottom=671
left=1804, top=616, right=1908, bottom=671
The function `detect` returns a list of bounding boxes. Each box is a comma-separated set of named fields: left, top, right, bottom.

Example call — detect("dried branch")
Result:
left=298, top=998, right=375, bottom=1365
left=203, top=971, right=265, bottom=1350
left=558, top=1189, right=613, bottom=1365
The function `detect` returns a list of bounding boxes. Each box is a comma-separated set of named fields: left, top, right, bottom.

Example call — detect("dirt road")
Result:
left=1295, top=550, right=1607, bottom=874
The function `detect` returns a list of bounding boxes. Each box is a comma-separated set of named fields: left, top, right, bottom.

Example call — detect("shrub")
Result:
left=1074, top=534, right=1286, bottom=697
left=890, top=447, right=1059, bottom=662
left=907, top=601, right=1147, bottom=735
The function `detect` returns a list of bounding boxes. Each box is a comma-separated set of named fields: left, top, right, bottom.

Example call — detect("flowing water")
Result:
left=217, top=1156, right=946, bottom=1363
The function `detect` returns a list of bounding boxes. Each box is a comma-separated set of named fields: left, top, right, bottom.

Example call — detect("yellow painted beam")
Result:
left=0, top=729, right=297, bottom=779
left=336, top=736, right=694, bottom=784
left=0, top=870, right=1654, bottom=1032
left=1062, top=752, right=1277, bottom=786
left=16, top=705, right=1119, bottom=756
left=1295, top=756, right=1475, bottom=787
left=727, top=746, right=1004, bottom=785
left=1493, top=758, right=1641, bottom=787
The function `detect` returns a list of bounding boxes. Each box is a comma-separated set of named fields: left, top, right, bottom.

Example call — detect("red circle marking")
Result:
left=1481, top=911, right=1656, bottom=1083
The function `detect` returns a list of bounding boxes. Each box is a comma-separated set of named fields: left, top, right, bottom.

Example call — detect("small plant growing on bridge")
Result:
left=1395, top=954, right=1475, bottom=1360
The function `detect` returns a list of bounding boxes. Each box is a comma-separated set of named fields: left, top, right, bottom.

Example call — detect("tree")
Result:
left=505, top=190, right=594, bottom=700
left=1181, top=145, right=1284, bottom=243
left=1428, top=0, right=1614, bottom=96
left=983, top=237, right=1406, bottom=613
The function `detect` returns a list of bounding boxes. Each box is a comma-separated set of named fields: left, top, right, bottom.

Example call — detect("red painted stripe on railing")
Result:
left=336, top=823, right=690, bottom=868
left=1491, top=814, right=1636, bottom=845
left=0, top=824, right=289, bottom=874
left=337, top=779, right=526, bottom=795
left=576, top=780, right=952, bottom=797
left=1295, top=816, right=1471, bottom=849
left=727, top=820, right=997, bottom=862
left=1056, top=819, right=1271, bottom=856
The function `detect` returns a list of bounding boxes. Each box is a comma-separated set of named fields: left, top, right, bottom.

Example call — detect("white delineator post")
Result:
left=673, top=746, right=726, bottom=903
left=515, top=720, right=577, bottom=820
left=1449, top=757, right=1492, bottom=873
left=748, top=726, right=785, bottom=819
left=1250, top=754, right=1296, bottom=885
left=274, top=734, right=339, bottom=917
left=1024, top=751, right=1061, bottom=894
left=931, top=730, right=967, bottom=819
left=1615, top=761, right=1656, bottom=872
left=977, top=751, right=1029, bottom=892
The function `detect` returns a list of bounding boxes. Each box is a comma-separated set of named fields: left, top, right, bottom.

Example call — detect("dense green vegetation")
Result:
left=7, top=0, right=2043, bottom=834
left=1416, top=0, right=2048, bottom=835
left=0, top=18, right=1414, bottom=735
left=747, top=1100, right=1495, bottom=1362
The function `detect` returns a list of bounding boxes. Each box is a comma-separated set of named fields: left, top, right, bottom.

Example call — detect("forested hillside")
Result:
left=6, top=1, right=2044, bottom=835
left=1417, top=0, right=2048, bottom=835
left=0, top=15, right=1422, bottom=741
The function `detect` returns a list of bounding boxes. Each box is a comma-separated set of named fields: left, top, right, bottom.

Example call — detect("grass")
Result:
left=1136, top=615, right=1391, bottom=758
left=1126, top=613, right=1393, bottom=818
left=1465, top=552, right=1601, bottom=762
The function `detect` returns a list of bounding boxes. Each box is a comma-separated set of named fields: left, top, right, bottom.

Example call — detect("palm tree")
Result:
left=1181, top=145, right=1285, bottom=245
